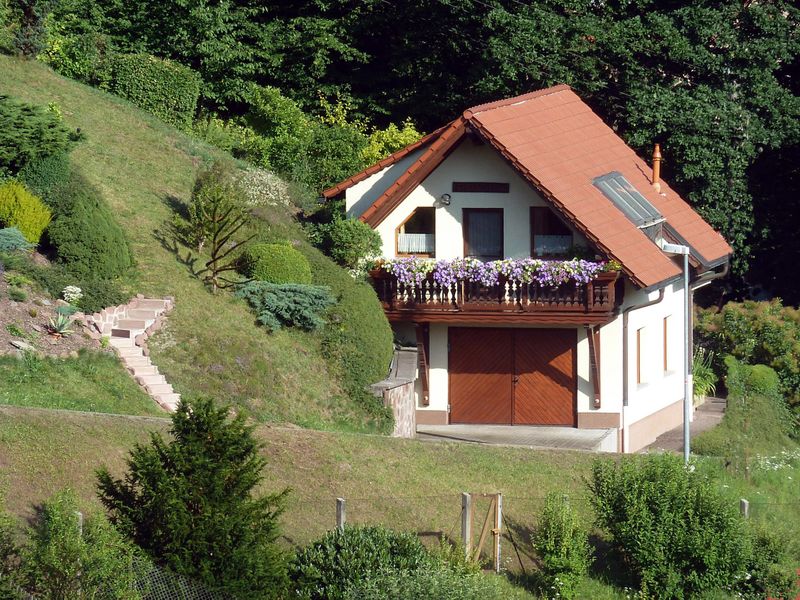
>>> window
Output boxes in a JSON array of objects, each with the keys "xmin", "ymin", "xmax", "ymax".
[
  {"xmin": 463, "ymin": 208, "xmax": 503, "ymax": 261},
  {"xmin": 663, "ymin": 316, "xmax": 670, "ymax": 372},
  {"xmin": 396, "ymin": 207, "xmax": 435, "ymax": 256},
  {"xmin": 636, "ymin": 327, "xmax": 644, "ymax": 385},
  {"xmin": 593, "ymin": 172, "xmax": 664, "ymax": 228},
  {"xmin": 530, "ymin": 207, "xmax": 572, "ymax": 257}
]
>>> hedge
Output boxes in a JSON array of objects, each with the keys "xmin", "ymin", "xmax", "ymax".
[
  {"xmin": 109, "ymin": 53, "xmax": 201, "ymax": 129},
  {"xmin": 300, "ymin": 245, "xmax": 393, "ymax": 429},
  {"xmin": 242, "ymin": 243, "xmax": 312, "ymax": 284},
  {"xmin": 0, "ymin": 180, "xmax": 51, "ymax": 243}
]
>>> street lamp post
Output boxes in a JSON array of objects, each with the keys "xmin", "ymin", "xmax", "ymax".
[{"xmin": 661, "ymin": 243, "xmax": 691, "ymax": 464}]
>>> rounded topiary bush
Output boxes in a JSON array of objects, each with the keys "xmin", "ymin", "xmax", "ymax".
[
  {"xmin": 242, "ymin": 243, "xmax": 312, "ymax": 284},
  {"xmin": 290, "ymin": 525, "xmax": 434, "ymax": 600}
]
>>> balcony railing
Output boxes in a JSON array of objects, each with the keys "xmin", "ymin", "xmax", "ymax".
[{"xmin": 370, "ymin": 270, "xmax": 622, "ymax": 324}]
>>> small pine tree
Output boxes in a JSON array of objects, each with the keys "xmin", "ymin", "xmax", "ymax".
[{"xmin": 96, "ymin": 398, "xmax": 289, "ymax": 599}]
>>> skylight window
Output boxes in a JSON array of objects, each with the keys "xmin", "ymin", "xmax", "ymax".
[{"xmin": 593, "ymin": 172, "xmax": 664, "ymax": 229}]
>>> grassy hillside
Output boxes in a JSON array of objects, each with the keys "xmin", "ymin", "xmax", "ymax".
[
  {"xmin": 0, "ymin": 55, "xmax": 385, "ymax": 432},
  {"xmin": 2, "ymin": 405, "xmax": 798, "ymax": 597}
]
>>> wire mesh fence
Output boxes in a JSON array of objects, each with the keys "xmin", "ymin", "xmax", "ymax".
[{"xmin": 130, "ymin": 557, "xmax": 234, "ymax": 600}]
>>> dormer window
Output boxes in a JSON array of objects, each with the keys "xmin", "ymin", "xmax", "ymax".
[
  {"xmin": 530, "ymin": 207, "xmax": 572, "ymax": 257},
  {"xmin": 396, "ymin": 207, "xmax": 435, "ymax": 256}
]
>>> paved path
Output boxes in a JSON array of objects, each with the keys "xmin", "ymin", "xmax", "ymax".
[
  {"xmin": 643, "ymin": 397, "xmax": 726, "ymax": 453},
  {"xmin": 417, "ymin": 424, "xmax": 617, "ymax": 452}
]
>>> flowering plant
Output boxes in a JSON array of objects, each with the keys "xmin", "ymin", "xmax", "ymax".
[
  {"xmin": 381, "ymin": 257, "xmax": 607, "ymax": 288},
  {"xmin": 62, "ymin": 285, "xmax": 83, "ymax": 304}
]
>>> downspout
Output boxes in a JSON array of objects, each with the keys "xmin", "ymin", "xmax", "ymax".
[{"xmin": 622, "ymin": 286, "xmax": 666, "ymax": 453}]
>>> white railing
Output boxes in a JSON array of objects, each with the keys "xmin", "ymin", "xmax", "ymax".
[{"xmin": 397, "ymin": 233, "xmax": 435, "ymax": 254}]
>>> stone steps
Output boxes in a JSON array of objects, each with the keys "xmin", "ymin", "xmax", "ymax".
[{"xmin": 98, "ymin": 296, "xmax": 179, "ymax": 413}]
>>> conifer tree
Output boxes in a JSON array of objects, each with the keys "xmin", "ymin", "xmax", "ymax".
[{"xmin": 97, "ymin": 398, "xmax": 289, "ymax": 598}]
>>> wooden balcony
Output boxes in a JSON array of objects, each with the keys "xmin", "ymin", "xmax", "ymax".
[{"xmin": 371, "ymin": 271, "xmax": 623, "ymax": 325}]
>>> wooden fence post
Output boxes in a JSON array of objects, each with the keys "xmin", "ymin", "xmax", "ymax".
[
  {"xmin": 493, "ymin": 493, "xmax": 503, "ymax": 574},
  {"xmin": 336, "ymin": 497, "xmax": 346, "ymax": 531},
  {"xmin": 740, "ymin": 498, "xmax": 750, "ymax": 519},
  {"xmin": 461, "ymin": 492, "xmax": 472, "ymax": 559}
]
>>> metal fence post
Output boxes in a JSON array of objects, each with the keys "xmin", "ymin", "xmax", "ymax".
[
  {"xmin": 75, "ymin": 511, "xmax": 83, "ymax": 537},
  {"xmin": 336, "ymin": 497, "xmax": 346, "ymax": 531},
  {"xmin": 740, "ymin": 498, "xmax": 750, "ymax": 519},
  {"xmin": 461, "ymin": 492, "xmax": 472, "ymax": 559}
]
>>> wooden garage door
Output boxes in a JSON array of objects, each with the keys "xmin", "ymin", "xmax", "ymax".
[
  {"xmin": 514, "ymin": 329, "xmax": 576, "ymax": 426},
  {"xmin": 449, "ymin": 328, "xmax": 576, "ymax": 426},
  {"xmin": 448, "ymin": 328, "xmax": 513, "ymax": 424}
]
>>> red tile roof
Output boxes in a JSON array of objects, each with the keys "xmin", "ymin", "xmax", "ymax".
[{"xmin": 326, "ymin": 85, "xmax": 732, "ymax": 289}]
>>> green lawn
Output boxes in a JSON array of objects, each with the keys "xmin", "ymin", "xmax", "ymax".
[
  {"xmin": 3, "ymin": 405, "xmax": 797, "ymax": 598},
  {"xmin": 0, "ymin": 351, "xmax": 162, "ymax": 415},
  {"xmin": 0, "ymin": 55, "xmax": 378, "ymax": 432}
]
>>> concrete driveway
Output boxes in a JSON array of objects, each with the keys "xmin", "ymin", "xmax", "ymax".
[{"xmin": 416, "ymin": 424, "xmax": 617, "ymax": 452}]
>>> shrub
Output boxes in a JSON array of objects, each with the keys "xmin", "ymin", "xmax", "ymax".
[
  {"xmin": 290, "ymin": 525, "xmax": 435, "ymax": 600},
  {"xmin": 22, "ymin": 489, "xmax": 141, "ymax": 599},
  {"xmin": 301, "ymin": 246, "xmax": 393, "ymax": 427},
  {"xmin": 696, "ymin": 299, "xmax": 800, "ymax": 406},
  {"xmin": 361, "ymin": 119, "xmax": 423, "ymax": 165},
  {"xmin": 588, "ymin": 453, "xmax": 753, "ymax": 598},
  {"xmin": 0, "ymin": 180, "xmax": 51, "ymax": 243},
  {"xmin": 291, "ymin": 122, "xmax": 369, "ymax": 193},
  {"xmin": 0, "ymin": 227, "xmax": 33, "ymax": 252},
  {"xmin": 41, "ymin": 30, "xmax": 111, "ymax": 85},
  {"xmin": 242, "ymin": 243, "xmax": 312, "ymax": 284},
  {"xmin": 0, "ymin": 248, "xmax": 129, "ymax": 312},
  {"xmin": 46, "ymin": 172, "xmax": 133, "ymax": 279},
  {"xmin": 693, "ymin": 357, "xmax": 795, "ymax": 459},
  {"xmin": 11, "ymin": 0, "xmax": 52, "ymax": 57},
  {"xmin": 236, "ymin": 167, "xmax": 291, "ymax": 208},
  {"xmin": 236, "ymin": 282, "xmax": 334, "ymax": 332},
  {"xmin": 245, "ymin": 85, "xmax": 312, "ymax": 173},
  {"xmin": 692, "ymin": 347, "xmax": 716, "ymax": 402},
  {"xmin": 320, "ymin": 217, "xmax": 382, "ymax": 270},
  {"xmin": 97, "ymin": 398, "xmax": 289, "ymax": 599},
  {"xmin": 0, "ymin": 95, "xmax": 77, "ymax": 177},
  {"xmin": 17, "ymin": 151, "xmax": 71, "ymax": 200},
  {"xmin": 108, "ymin": 53, "xmax": 201, "ymax": 129},
  {"xmin": 532, "ymin": 492, "xmax": 592, "ymax": 599},
  {"xmin": 0, "ymin": 0, "xmax": 13, "ymax": 53},
  {"xmin": 342, "ymin": 568, "xmax": 526, "ymax": 600},
  {"xmin": 8, "ymin": 287, "xmax": 26, "ymax": 301}
]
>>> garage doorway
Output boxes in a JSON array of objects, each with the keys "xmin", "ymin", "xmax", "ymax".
[{"xmin": 448, "ymin": 327, "xmax": 576, "ymax": 426}]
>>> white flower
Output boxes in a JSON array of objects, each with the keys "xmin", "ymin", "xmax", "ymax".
[{"xmin": 62, "ymin": 285, "xmax": 83, "ymax": 304}]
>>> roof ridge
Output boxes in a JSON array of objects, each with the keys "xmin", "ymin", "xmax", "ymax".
[
  {"xmin": 464, "ymin": 84, "xmax": 572, "ymax": 118},
  {"xmin": 321, "ymin": 122, "xmax": 450, "ymax": 198}
]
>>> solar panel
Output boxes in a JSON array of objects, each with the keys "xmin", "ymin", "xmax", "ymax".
[{"xmin": 593, "ymin": 172, "xmax": 664, "ymax": 228}]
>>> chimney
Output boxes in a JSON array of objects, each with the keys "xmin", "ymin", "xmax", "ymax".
[{"xmin": 652, "ymin": 144, "xmax": 662, "ymax": 193}]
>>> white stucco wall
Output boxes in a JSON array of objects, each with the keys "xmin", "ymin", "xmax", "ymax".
[
  {"xmin": 619, "ymin": 280, "xmax": 687, "ymax": 451},
  {"xmin": 348, "ymin": 141, "xmax": 587, "ymax": 259}
]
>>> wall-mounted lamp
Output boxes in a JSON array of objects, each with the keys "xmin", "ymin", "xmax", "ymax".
[{"xmin": 439, "ymin": 193, "xmax": 451, "ymax": 206}]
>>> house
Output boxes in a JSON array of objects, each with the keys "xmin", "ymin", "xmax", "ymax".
[{"xmin": 323, "ymin": 85, "xmax": 731, "ymax": 453}]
